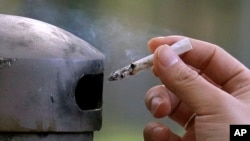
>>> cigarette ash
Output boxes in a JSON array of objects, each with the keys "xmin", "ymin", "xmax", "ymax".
[
  {"xmin": 0, "ymin": 57, "xmax": 17, "ymax": 69},
  {"xmin": 108, "ymin": 54, "xmax": 154, "ymax": 81},
  {"xmin": 108, "ymin": 63, "xmax": 137, "ymax": 81}
]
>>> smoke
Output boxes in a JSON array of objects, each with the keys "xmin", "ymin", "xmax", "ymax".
[
  {"xmin": 18, "ymin": 0, "xmax": 176, "ymax": 71},
  {"xmin": 0, "ymin": 0, "xmax": 188, "ymax": 135}
]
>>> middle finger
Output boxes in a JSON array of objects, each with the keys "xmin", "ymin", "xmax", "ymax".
[{"xmin": 145, "ymin": 85, "xmax": 195, "ymax": 127}]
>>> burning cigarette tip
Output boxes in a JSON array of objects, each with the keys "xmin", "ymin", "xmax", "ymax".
[
  {"xmin": 108, "ymin": 63, "xmax": 137, "ymax": 81},
  {"xmin": 108, "ymin": 38, "xmax": 193, "ymax": 81}
]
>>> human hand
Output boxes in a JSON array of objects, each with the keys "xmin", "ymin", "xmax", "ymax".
[{"xmin": 144, "ymin": 35, "xmax": 250, "ymax": 141}]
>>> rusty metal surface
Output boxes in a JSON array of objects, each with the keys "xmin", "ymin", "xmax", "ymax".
[
  {"xmin": 0, "ymin": 57, "xmax": 16, "ymax": 69},
  {"xmin": 0, "ymin": 14, "xmax": 104, "ymax": 133}
]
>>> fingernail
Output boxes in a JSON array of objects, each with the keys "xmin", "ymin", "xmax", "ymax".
[
  {"xmin": 153, "ymin": 127, "xmax": 163, "ymax": 140},
  {"xmin": 151, "ymin": 97, "xmax": 163, "ymax": 114},
  {"xmin": 148, "ymin": 36, "xmax": 165, "ymax": 45},
  {"xmin": 156, "ymin": 45, "xmax": 179, "ymax": 67}
]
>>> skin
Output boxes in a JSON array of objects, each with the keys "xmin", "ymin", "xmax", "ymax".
[{"xmin": 144, "ymin": 35, "xmax": 250, "ymax": 141}]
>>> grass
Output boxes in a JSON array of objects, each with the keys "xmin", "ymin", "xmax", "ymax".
[
  {"xmin": 94, "ymin": 121, "xmax": 185, "ymax": 141},
  {"xmin": 94, "ymin": 123, "xmax": 143, "ymax": 141}
]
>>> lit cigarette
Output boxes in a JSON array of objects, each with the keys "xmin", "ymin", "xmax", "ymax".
[{"xmin": 108, "ymin": 38, "xmax": 193, "ymax": 81}]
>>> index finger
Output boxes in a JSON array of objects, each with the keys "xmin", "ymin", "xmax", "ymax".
[{"xmin": 148, "ymin": 35, "xmax": 250, "ymax": 93}]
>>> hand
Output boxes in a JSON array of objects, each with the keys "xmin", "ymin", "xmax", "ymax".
[{"xmin": 144, "ymin": 35, "xmax": 250, "ymax": 141}]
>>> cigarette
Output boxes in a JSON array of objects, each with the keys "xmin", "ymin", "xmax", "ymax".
[{"xmin": 108, "ymin": 38, "xmax": 193, "ymax": 81}]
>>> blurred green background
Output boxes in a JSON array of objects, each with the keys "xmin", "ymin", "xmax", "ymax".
[{"xmin": 1, "ymin": 0, "xmax": 250, "ymax": 141}]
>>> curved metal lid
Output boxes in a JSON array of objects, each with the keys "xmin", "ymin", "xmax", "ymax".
[{"xmin": 0, "ymin": 14, "xmax": 104, "ymax": 60}]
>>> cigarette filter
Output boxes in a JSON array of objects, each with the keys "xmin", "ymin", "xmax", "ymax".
[{"xmin": 108, "ymin": 38, "xmax": 193, "ymax": 81}]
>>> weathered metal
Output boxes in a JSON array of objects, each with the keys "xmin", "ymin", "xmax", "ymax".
[{"xmin": 0, "ymin": 14, "xmax": 104, "ymax": 141}]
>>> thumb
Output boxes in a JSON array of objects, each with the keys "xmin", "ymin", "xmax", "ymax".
[{"xmin": 153, "ymin": 44, "xmax": 230, "ymax": 114}]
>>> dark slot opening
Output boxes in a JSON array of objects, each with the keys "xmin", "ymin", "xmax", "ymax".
[{"xmin": 75, "ymin": 73, "xmax": 103, "ymax": 110}]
